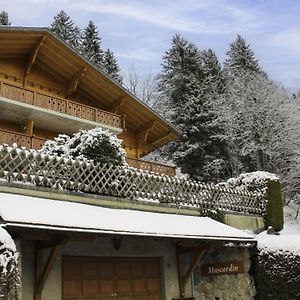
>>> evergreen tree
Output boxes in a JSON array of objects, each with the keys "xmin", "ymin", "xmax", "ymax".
[
  {"xmin": 224, "ymin": 34, "xmax": 261, "ymax": 76},
  {"xmin": 81, "ymin": 21, "xmax": 103, "ymax": 68},
  {"xmin": 172, "ymin": 49, "xmax": 230, "ymax": 182},
  {"xmin": 156, "ymin": 35, "xmax": 230, "ymax": 182},
  {"xmin": 156, "ymin": 34, "xmax": 202, "ymax": 122},
  {"xmin": 102, "ymin": 49, "xmax": 123, "ymax": 83},
  {"xmin": 50, "ymin": 10, "xmax": 81, "ymax": 50},
  {"xmin": 0, "ymin": 11, "xmax": 11, "ymax": 25}
]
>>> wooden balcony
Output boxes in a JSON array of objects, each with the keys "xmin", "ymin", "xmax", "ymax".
[
  {"xmin": 0, "ymin": 129, "xmax": 176, "ymax": 177},
  {"xmin": 0, "ymin": 129, "xmax": 47, "ymax": 150},
  {"xmin": 0, "ymin": 80, "xmax": 123, "ymax": 130}
]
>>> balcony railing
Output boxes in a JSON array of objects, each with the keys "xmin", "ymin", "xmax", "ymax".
[
  {"xmin": 0, "ymin": 80, "xmax": 123, "ymax": 129},
  {"xmin": 0, "ymin": 145, "xmax": 267, "ymax": 216},
  {"xmin": 0, "ymin": 129, "xmax": 47, "ymax": 151},
  {"xmin": 126, "ymin": 157, "xmax": 176, "ymax": 177},
  {"xmin": 0, "ymin": 129, "xmax": 176, "ymax": 177}
]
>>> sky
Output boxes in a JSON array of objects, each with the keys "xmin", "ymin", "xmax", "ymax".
[{"xmin": 1, "ymin": 0, "xmax": 300, "ymax": 92}]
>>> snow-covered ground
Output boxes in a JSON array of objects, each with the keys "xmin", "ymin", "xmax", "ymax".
[{"xmin": 256, "ymin": 202, "xmax": 300, "ymax": 255}]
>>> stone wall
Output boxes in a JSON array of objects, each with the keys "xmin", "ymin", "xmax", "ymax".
[{"xmin": 194, "ymin": 247, "xmax": 255, "ymax": 300}]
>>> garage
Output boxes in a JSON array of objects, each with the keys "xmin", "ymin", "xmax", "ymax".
[{"xmin": 62, "ymin": 256, "xmax": 161, "ymax": 300}]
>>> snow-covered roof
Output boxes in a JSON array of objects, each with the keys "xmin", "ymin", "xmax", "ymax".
[{"xmin": 0, "ymin": 192, "xmax": 254, "ymax": 242}]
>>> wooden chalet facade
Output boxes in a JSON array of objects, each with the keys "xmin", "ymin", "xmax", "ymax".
[
  {"xmin": 0, "ymin": 27, "xmax": 263, "ymax": 300},
  {"xmin": 0, "ymin": 26, "xmax": 179, "ymax": 176}
]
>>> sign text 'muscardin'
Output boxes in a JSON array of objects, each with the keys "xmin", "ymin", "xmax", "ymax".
[{"xmin": 201, "ymin": 261, "xmax": 245, "ymax": 276}]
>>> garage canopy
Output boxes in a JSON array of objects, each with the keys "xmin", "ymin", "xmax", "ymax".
[{"xmin": 0, "ymin": 192, "xmax": 254, "ymax": 242}]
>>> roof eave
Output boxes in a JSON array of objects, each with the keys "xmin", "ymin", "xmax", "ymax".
[{"xmin": 0, "ymin": 26, "xmax": 181, "ymax": 138}]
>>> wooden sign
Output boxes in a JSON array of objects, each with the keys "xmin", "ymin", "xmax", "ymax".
[{"xmin": 201, "ymin": 261, "xmax": 244, "ymax": 276}]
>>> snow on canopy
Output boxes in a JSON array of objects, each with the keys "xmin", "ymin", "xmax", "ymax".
[
  {"xmin": 0, "ymin": 192, "xmax": 254, "ymax": 242},
  {"xmin": 40, "ymin": 127, "xmax": 127, "ymax": 166}
]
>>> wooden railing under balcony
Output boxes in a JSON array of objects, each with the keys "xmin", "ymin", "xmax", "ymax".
[
  {"xmin": 0, "ymin": 80, "xmax": 123, "ymax": 129},
  {"xmin": 126, "ymin": 157, "xmax": 176, "ymax": 177},
  {"xmin": 0, "ymin": 129, "xmax": 47, "ymax": 150},
  {"xmin": 0, "ymin": 129, "xmax": 176, "ymax": 177}
]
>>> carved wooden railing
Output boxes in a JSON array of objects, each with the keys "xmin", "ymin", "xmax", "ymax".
[
  {"xmin": 0, "ymin": 145, "xmax": 267, "ymax": 216},
  {"xmin": 0, "ymin": 81, "xmax": 123, "ymax": 129},
  {"xmin": 126, "ymin": 157, "xmax": 176, "ymax": 177},
  {"xmin": 0, "ymin": 129, "xmax": 47, "ymax": 151},
  {"xmin": 0, "ymin": 129, "xmax": 176, "ymax": 176}
]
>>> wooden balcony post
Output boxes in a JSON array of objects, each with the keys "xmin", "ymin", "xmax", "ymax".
[
  {"xmin": 122, "ymin": 114, "xmax": 126, "ymax": 131},
  {"xmin": 25, "ymin": 120, "xmax": 34, "ymax": 137}
]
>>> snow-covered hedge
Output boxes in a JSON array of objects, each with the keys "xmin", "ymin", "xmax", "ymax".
[
  {"xmin": 220, "ymin": 171, "xmax": 283, "ymax": 231},
  {"xmin": 40, "ymin": 127, "xmax": 127, "ymax": 166},
  {"xmin": 0, "ymin": 227, "xmax": 20, "ymax": 300},
  {"xmin": 254, "ymin": 248, "xmax": 300, "ymax": 299},
  {"xmin": 220, "ymin": 171, "xmax": 279, "ymax": 193}
]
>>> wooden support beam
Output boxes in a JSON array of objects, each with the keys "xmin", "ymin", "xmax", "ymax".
[
  {"xmin": 176, "ymin": 245, "xmax": 185, "ymax": 299},
  {"xmin": 34, "ymin": 247, "xmax": 43, "ymax": 300},
  {"xmin": 182, "ymin": 249, "xmax": 206, "ymax": 287},
  {"xmin": 136, "ymin": 120, "xmax": 156, "ymax": 146},
  {"xmin": 25, "ymin": 120, "xmax": 34, "ymax": 137},
  {"xmin": 151, "ymin": 131, "xmax": 172, "ymax": 147},
  {"xmin": 37, "ymin": 237, "xmax": 67, "ymax": 250},
  {"xmin": 66, "ymin": 65, "xmax": 87, "ymax": 98},
  {"xmin": 24, "ymin": 35, "xmax": 45, "ymax": 86},
  {"xmin": 110, "ymin": 96, "xmax": 125, "ymax": 114},
  {"xmin": 35, "ymin": 244, "xmax": 61, "ymax": 298},
  {"xmin": 176, "ymin": 244, "xmax": 212, "ymax": 299}
]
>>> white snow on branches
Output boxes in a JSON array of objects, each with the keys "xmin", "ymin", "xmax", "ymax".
[{"xmin": 0, "ymin": 227, "xmax": 18, "ymax": 277}]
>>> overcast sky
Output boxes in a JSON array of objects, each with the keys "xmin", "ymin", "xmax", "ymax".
[{"xmin": 2, "ymin": 0, "xmax": 300, "ymax": 91}]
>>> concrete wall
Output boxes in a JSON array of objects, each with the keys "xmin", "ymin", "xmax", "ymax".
[
  {"xmin": 224, "ymin": 213, "xmax": 265, "ymax": 232},
  {"xmin": 21, "ymin": 236, "xmax": 185, "ymax": 300}
]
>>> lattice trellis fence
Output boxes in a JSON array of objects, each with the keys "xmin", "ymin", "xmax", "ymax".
[{"xmin": 0, "ymin": 145, "xmax": 267, "ymax": 216}]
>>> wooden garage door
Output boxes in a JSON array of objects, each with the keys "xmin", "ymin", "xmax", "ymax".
[{"xmin": 62, "ymin": 257, "xmax": 161, "ymax": 300}]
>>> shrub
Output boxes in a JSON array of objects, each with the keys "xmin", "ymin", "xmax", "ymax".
[
  {"xmin": 254, "ymin": 249, "xmax": 300, "ymax": 300},
  {"xmin": 0, "ymin": 228, "xmax": 20, "ymax": 300},
  {"xmin": 40, "ymin": 127, "xmax": 126, "ymax": 166},
  {"xmin": 220, "ymin": 171, "xmax": 283, "ymax": 231}
]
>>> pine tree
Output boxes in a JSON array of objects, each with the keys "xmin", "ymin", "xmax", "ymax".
[
  {"xmin": 50, "ymin": 11, "xmax": 81, "ymax": 50},
  {"xmin": 156, "ymin": 34, "xmax": 202, "ymax": 122},
  {"xmin": 0, "ymin": 11, "xmax": 11, "ymax": 25},
  {"xmin": 102, "ymin": 49, "xmax": 123, "ymax": 83},
  {"xmin": 221, "ymin": 35, "xmax": 265, "ymax": 174},
  {"xmin": 156, "ymin": 35, "xmax": 230, "ymax": 182},
  {"xmin": 172, "ymin": 49, "xmax": 230, "ymax": 182},
  {"xmin": 224, "ymin": 34, "xmax": 261, "ymax": 76},
  {"xmin": 81, "ymin": 21, "xmax": 103, "ymax": 68}
]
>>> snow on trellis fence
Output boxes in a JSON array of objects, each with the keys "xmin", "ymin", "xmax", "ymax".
[{"xmin": 0, "ymin": 145, "xmax": 267, "ymax": 216}]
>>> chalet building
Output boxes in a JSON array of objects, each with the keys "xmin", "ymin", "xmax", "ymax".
[{"xmin": 0, "ymin": 27, "xmax": 266, "ymax": 300}]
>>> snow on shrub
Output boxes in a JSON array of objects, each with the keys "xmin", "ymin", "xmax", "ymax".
[
  {"xmin": 254, "ymin": 248, "xmax": 300, "ymax": 300},
  {"xmin": 40, "ymin": 127, "xmax": 127, "ymax": 166},
  {"xmin": 0, "ymin": 227, "xmax": 20, "ymax": 300},
  {"xmin": 220, "ymin": 171, "xmax": 279, "ymax": 194},
  {"xmin": 220, "ymin": 171, "xmax": 284, "ymax": 230}
]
